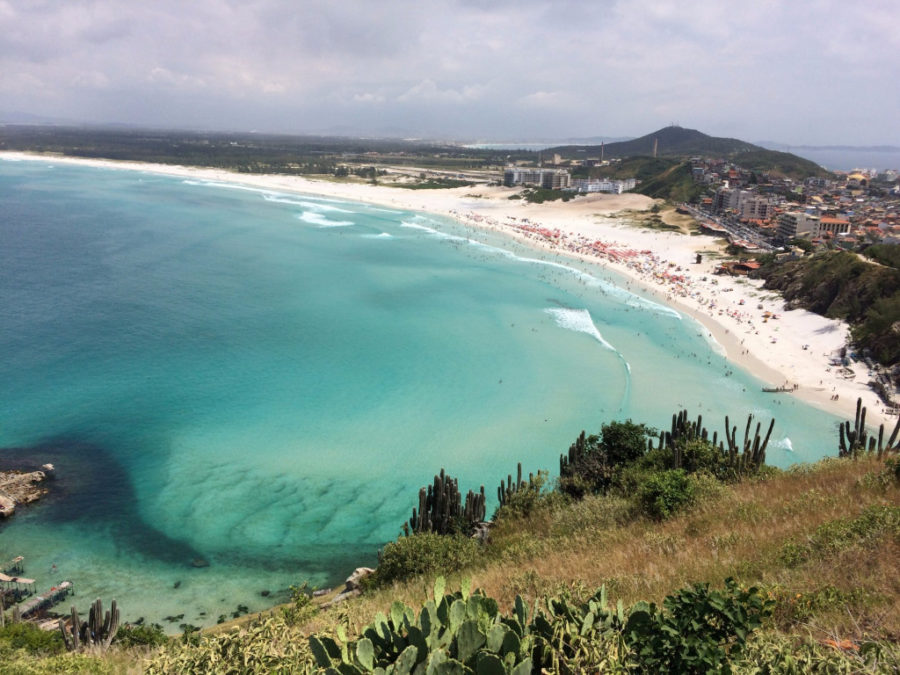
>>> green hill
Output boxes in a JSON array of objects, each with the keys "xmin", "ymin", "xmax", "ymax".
[
  {"xmin": 633, "ymin": 160, "xmax": 706, "ymax": 202},
  {"xmin": 549, "ymin": 126, "xmax": 830, "ymax": 180},
  {"xmin": 548, "ymin": 125, "xmax": 757, "ymax": 159}
]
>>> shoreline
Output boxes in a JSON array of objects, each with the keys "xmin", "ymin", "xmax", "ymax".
[{"xmin": 2, "ymin": 150, "xmax": 891, "ymax": 429}]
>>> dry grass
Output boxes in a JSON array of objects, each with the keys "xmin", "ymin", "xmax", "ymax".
[{"xmin": 313, "ymin": 457, "xmax": 899, "ymax": 644}]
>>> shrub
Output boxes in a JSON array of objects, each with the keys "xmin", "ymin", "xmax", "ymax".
[
  {"xmin": 777, "ymin": 504, "xmax": 900, "ymax": 568},
  {"xmin": 737, "ymin": 631, "xmax": 900, "ymax": 672},
  {"xmin": 494, "ymin": 470, "xmax": 564, "ymax": 521},
  {"xmin": 113, "ymin": 623, "xmax": 168, "ymax": 648},
  {"xmin": 636, "ymin": 469, "xmax": 695, "ymax": 520},
  {"xmin": 281, "ymin": 582, "xmax": 317, "ymax": 626},
  {"xmin": 145, "ymin": 616, "xmax": 313, "ymax": 674},
  {"xmin": 623, "ymin": 578, "xmax": 774, "ymax": 672},
  {"xmin": 885, "ymin": 456, "xmax": 900, "ymax": 483},
  {"xmin": 0, "ymin": 621, "xmax": 65, "ymax": 655},
  {"xmin": 370, "ymin": 533, "xmax": 483, "ymax": 587},
  {"xmin": 558, "ymin": 421, "xmax": 652, "ymax": 497}
]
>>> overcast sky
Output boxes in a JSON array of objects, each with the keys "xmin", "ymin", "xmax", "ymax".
[{"xmin": 2, "ymin": 0, "xmax": 898, "ymax": 145}]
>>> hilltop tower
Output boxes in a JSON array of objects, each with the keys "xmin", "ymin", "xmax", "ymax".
[
  {"xmin": 600, "ymin": 142, "xmax": 604, "ymax": 162},
  {"xmin": 653, "ymin": 137, "xmax": 658, "ymax": 158}
]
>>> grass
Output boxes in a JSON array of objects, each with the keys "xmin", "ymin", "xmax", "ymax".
[
  {"xmin": 3, "ymin": 456, "xmax": 898, "ymax": 672},
  {"xmin": 327, "ymin": 457, "xmax": 898, "ymax": 642}
]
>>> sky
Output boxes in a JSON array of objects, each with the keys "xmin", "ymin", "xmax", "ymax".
[{"xmin": 2, "ymin": 0, "xmax": 899, "ymax": 145}]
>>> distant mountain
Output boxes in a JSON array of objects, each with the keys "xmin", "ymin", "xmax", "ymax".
[
  {"xmin": 547, "ymin": 126, "xmax": 759, "ymax": 159},
  {"xmin": 548, "ymin": 125, "xmax": 829, "ymax": 179},
  {"xmin": 0, "ymin": 110, "xmax": 75, "ymax": 125}
]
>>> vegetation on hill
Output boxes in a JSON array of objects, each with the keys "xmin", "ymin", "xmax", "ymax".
[
  {"xmin": 728, "ymin": 149, "xmax": 830, "ymax": 179},
  {"xmin": 863, "ymin": 243, "xmax": 900, "ymax": 270},
  {"xmin": 754, "ymin": 250, "xmax": 900, "ymax": 368},
  {"xmin": 4, "ymin": 403, "xmax": 898, "ymax": 673},
  {"xmin": 546, "ymin": 125, "xmax": 759, "ymax": 159},
  {"xmin": 0, "ymin": 125, "xmax": 527, "ymax": 175},
  {"xmin": 632, "ymin": 161, "xmax": 706, "ymax": 203},
  {"xmin": 548, "ymin": 126, "xmax": 829, "ymax": 182}
]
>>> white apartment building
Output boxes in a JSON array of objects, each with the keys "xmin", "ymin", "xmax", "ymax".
[
  {"xmin": 812, "ymin": 217, "xmax": 851, "ymax": 238},
  {"xmin": 777, "ymin": 211, "xmax": 819, "ymax": 240},
  {"xmin": 571, "ymin": 178, "xmax": 637, "ymax": 194},
  {"xmin": 503, "ymin": 167, "xmax": 570, "ymax": 189},
  {"xmin": 740, "ymin": 196, "xmax": 773, "ymax": 220}
]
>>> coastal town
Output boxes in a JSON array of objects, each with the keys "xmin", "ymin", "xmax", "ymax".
[{"xmin": 502, "ymin": 154, "xmax": 900, "ymax": 250}]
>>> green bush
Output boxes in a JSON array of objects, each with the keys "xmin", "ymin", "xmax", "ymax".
[
  {"xmin": 0, "ymin": 621, "xmax": 65, "ymax": 655},
  {"xmin": 280, "ymin": 582, "xmax": 318, "ymax": 626},
  {"xmin": 494, "ymin": 470, "xmax": 565, "ymax": 521},
  {"xmin": 623, "ymin": 578, "xmax": 774, "ymax": 672},
  {"xmin": 636, "ymin": 469, "xmax": 695, "ymax": 520},
  {"xmin": 145, "ymin": 616, "xmax": 313, "ymax": 674},
  {"xmin": 885, "ymin": 456, "xmax": 900, "ymax": 483},
  {"xmin": 371, "ymin": 533, "xmax": 483, "ymax": 587},
  {"xmin": 113, "ymin": 623, "xmax": 168, "ymax": 648},
  {"xmin": 778, "ymin": 504, "xmax": 900, "ymax": 568},
  {"xmin": 737, "ymin": 631, "xmax": 900, "ymax": 672},
  {"xmin": 559, "ymin": 421, "xmax": 652, "ymax": 497}
]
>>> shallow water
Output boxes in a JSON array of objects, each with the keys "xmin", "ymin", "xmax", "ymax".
[{"xmin": 0, "ymin": 159, "xmax": 841, "ymax": 626}]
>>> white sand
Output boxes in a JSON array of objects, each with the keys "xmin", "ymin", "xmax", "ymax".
[{"xmin": 3, "ymin": 151, "xmax": 893, "ymax": 428}]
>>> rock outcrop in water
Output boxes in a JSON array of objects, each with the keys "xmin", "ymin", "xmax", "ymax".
[{"xmin": 0, "ymin": 465, "xmax": 52, "ymax": 518}]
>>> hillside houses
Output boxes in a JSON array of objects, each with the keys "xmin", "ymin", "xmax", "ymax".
[{"xmin": 691, "ymin": 158, "xmax": 900, "ymax": 248}]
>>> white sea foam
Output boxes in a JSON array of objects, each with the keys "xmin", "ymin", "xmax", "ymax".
[
  {"xmin": 262, "ymin": 194, "xmax": 353, "ymax": 212},
  {"xmin": 545, "ymin": 308, "xmax": 616, "ymax": 351},
  {"xmin": 179, "ymin": 180, "xmax": 355, "ymax": 211},
  {"xmin": 699, "ymin": 326, "xmax": 728, "ymax": 356},
  {"xmin": 467, "ymin": 240, "xmax": 680, "ymax": 320},
  {"xmin": 298, "ymin": 211, "xmax": 354, "ymax": 227},
  {"xmin": 361, "ymin": 232, "xmax": 393, "ymax": 239},
  {"xmin": 400, "ymin": 219, "xmax": 468, "ymax": 242},
  {"xmin": 771, "ymin": 437, "xmax": 794, "ymax": 453},
  {"xmin": 181, "ymin": 179, "xmax": 265, "ymax": 193},
  {"xmin": 400, "ymin": 220, "xmax": 439, "ymax": 234}
]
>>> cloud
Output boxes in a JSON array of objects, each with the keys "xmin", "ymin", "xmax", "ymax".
[
  {"xmin": 1, "ymin": 0, "xmax": 898, "ymax": 144},
  {"xmin": 396, "ymin": 79, "xmax": 487, "ymax": 104}
]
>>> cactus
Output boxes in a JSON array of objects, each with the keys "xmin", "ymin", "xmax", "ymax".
[
  {"xmin": 408, "ymin": 469, "xmax": 485, "ymax": 536},
  {"xmin": 58, "ymin": 598, "xmax": 119, "ymax": 652},
  {"xmin": 309, "ymin": 577, "xmax": 533, "ymax": 673},
  {"xmin": 560, "ymin": 432, "xmax": 590, "ymax": 477},
  {"xmin": 839, "ymin": 398, "xmax": 900, "ymax": 459},
  {"xmin": 723, "ymin": 414, "xmax": 774, "ymax": 475},
  {"xmin": 497, "ymin": 462, "xmax": 536, "ymax": 508}
]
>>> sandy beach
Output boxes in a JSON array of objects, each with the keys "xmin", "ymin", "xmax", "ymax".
[{"xmin": 3, "ymin": 151, "xmax": 892, "ymax": 430}]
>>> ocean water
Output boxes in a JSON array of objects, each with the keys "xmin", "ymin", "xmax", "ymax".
[{"xmin": 0, "ymin": 158, "xmax": 841, "ymax": 626}]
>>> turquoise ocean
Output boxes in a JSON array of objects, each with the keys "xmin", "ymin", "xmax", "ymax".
[{"xmin": 0, "ymin": 158, "xmax": 840, "ymax": 626}]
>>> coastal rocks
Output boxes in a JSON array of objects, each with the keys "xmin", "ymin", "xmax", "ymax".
[
  {"xmin": 323, "ymin": 567, "xmax": 375, "ymax": 607},
  {"xmin": 471, "ymin": 521, "xmax": 493, "ymax": 542},
  {"xmin": 0, "ymin": 469, "xmax": 49, "ymax": 518},
  {"xmin": 345, "ymin": 566, "xmax": 374, "ymax": 591}
]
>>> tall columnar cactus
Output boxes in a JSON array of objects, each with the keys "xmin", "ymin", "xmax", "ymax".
[
  {"xmin": 647, "ymin": 409, "xmax": 712, "ymax": 467},
  {"xmin": 497, "ymin": 462, "xmax": 536, "ymax": 508},
  {"xmin": 723, "ymin": 414, "xmax": 774, "ymax": 475},
  {"xmin": 408, "ymin": 469, "xmax": 485, "ymax": 536},
  {"xmin": 839, "ymin": 398, "xmax": 900, "ymax": 459},
  {"xmin": 560, "ymin": 432, "xmax": 589, "ymax": 477},
  {"xmin": 58, "ymin": 598, "xmax": 119, "ymax": 652}
]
